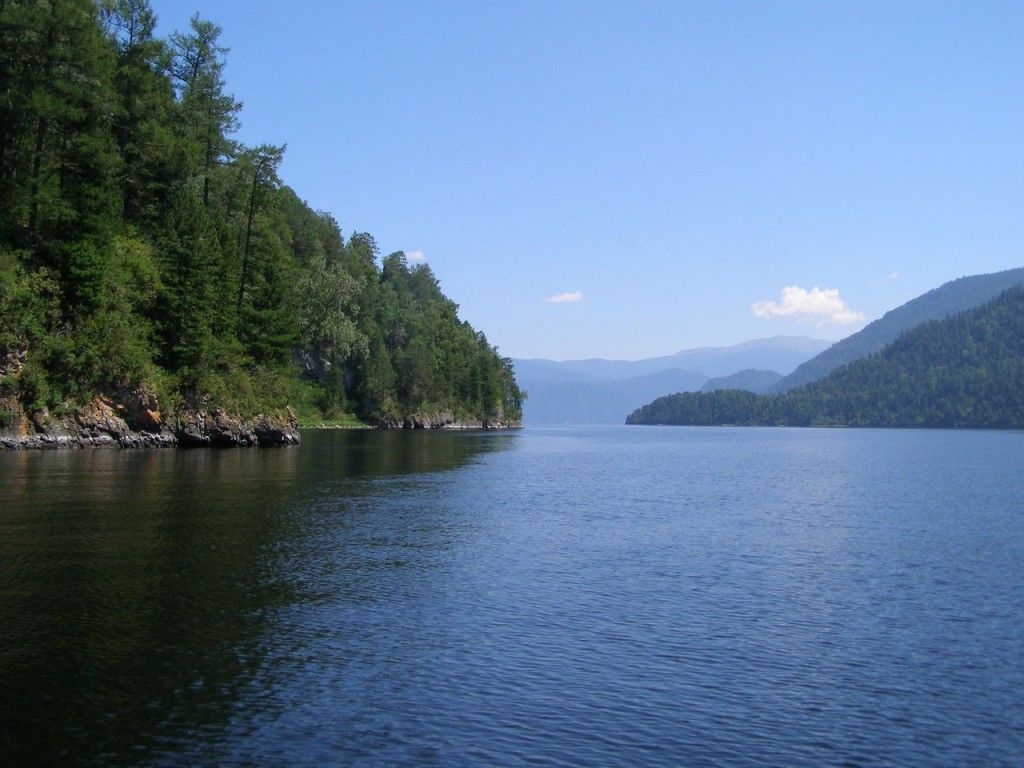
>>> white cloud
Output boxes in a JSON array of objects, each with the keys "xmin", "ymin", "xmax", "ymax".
[
  {"xmin": 405, "ymin": 250, "xmax": 427, "ymax": 263},
  {"xmin": 544, "ymin": 290, "xmax": 583, "ymax": 304},
  {"xmin": 752, "ymin": 285, "xmax": 865, "ymax": 325},
  {"xmin": 888, "ymin": 271, "xmax": 900, "ymax": 280}
]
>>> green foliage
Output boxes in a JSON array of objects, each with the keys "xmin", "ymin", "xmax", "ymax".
[
  {"xmin": 0, "ymin": 256, "xmax": 62, "ymax": 355},
  {"xmin": 0, "ymin": 1, "xmax": 522, "ymax": 425},
  {"xmin": 628, "ymin": 286, "xmax": 1024, "ymax": 429}
]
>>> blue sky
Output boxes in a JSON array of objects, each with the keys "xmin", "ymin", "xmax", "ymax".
[{"xmin": 155, "ymin": 1, "xmax": 1024, "ymax": 360}]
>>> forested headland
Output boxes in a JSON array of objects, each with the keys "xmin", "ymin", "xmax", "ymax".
[
  {"xmin": 627, "ymin": 285, "xmax": 1024, "ymax": 429},
  {"xmin": 767, "ymin": 266, "xmax": 1024, "ymax": 393},
  {"xmin": 0, "ymin": 1, "xmax": 522, "ymax": 446}
]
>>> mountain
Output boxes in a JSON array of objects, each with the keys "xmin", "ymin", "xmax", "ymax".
[
  {"xmin": 627, "ymin": 285, "xmax": 1024, "ymax": 429},
  {"xmin": 701, "ymin": 369, "xmax": 782, "ymax": 394},
  {"xmin": 523, "ymin": 369, "xmax": 707, "ymax": 424},
  {"xmin": 511, "ymin": 359, "xmax": 605, "ymax": 385},
  {"xmin": 768, "ymin": 267, "xmax": 1024, "ymax": 393},
  {"xmin": 514, "ymin": 336, "xmax": 828, "ymax": 425},
  {"xmin": 515, "ymin": 336, "xmax": 829, "ymax": 383}
]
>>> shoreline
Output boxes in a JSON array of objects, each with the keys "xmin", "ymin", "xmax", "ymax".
[
  {"xmin": 0, "ymin": 395, "xmax": 301, "ymax": 451},
  {"xmin": 0, "ymin": 414, "xmax": 523, "ymax": 451}
]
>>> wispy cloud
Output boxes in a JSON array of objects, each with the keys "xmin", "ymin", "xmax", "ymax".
[
  {"xmin": 544, "ymin": 290, "xmax": 583, "ymax": 304},
  {"xmin": 888, "ymin": 271, "xmax": 900, "ymax": 280},
  {"xmin": 405, "ymin": 250, "xmax": 427, "ymax": 263},
  {"xmin": 752, "ymin": 286, "xmax": 865, "ymax": 325}
]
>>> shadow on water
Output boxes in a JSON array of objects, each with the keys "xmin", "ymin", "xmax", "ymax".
[{"xmin": 0, "ymin": 430, "xmax": 515, "ymax": 766}]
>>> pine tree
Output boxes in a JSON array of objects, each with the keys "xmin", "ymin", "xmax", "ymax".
[{"xmin": 168, "ymin": 14, "xmax": 240, "ymax": 208}]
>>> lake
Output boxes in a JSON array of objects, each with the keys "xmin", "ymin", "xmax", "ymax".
[{"xmin": 1, "ymin": 426, "xmax": 1022, "ymax": 766}]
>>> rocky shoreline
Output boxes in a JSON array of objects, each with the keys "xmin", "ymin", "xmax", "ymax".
[
  {"xmin": 377, "ymin": 410, "xmax": 522, "ymax": 430},
  {"xmin": 0, "ymin": 394, "xmax": 524, "ymax": 450},
  {"xmin": 0, "ymin": 390, "xmax": 300, "ymax": 450}
]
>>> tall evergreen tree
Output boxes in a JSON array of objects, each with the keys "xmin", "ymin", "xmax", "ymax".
[
  {"xmin": 102, "ymin": 0, "xmax": 177, "ymax": 225},
  {"xmin": 168, "ymin": 14, "xmax": 239, "ymax": 208},
  {"xmin": 0, "ymin": 1, "xmax": 524, "ymax": 427}
]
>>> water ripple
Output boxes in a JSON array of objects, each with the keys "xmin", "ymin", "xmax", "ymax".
[{"xmin": 1, "ymin": 427, "xmax": 1022, "ymax": 766}]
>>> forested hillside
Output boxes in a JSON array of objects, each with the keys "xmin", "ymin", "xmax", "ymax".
[
  {"xmin": 769, "ymin": 267, "xmax": 1024, "ymax": 393},
  {"xmin": 627, "ymin": 285, "xmax": 1024, "ymax": 429},
  {"xmin": 0, "ymin": 0, "xmax": 522, "ymax": 435}
]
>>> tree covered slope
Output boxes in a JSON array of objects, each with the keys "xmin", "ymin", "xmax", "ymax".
[
  {"xmin": 627, "ymin": 285, "xmax": 1024, "ymax": 429},
  {"xmin": 0, "ymin": 1, "xmax": 522, "ymax": 430},
  {"xmin": 768, "ymin": 267, "xmax": 1024, "ymax": 393}
]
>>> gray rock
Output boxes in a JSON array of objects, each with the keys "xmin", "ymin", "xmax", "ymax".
[{"xmin": 1, "ymin": 394, "xmax": 300, "ymax": 451}]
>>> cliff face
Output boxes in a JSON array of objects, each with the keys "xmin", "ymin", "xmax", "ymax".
[{"xmin": 0, "ymin": 389, "xmax": 299, "ymax": 450}]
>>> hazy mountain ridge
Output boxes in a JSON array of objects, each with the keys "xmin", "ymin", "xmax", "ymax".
[
  {"xmin": 628, "ymin": 284, "xmax": 1024, "ymax": 428},
  {"xmin": 517, "ymin": 336, "xmax": 829, "ymax": 382},
  {"xmin": 768, "ymin": 267, "xmax": 1024, "ymax": 393},
  {"xmin": 523, "ymin": 369, "xmax": 708, "ymax": 425},
  {"xmin": 701, "ymin": 369, "xmax": 782, "ymax": 394},
  {"xmin": 515, "ymin": 337, "xmax": 828, "ymax": 424}
]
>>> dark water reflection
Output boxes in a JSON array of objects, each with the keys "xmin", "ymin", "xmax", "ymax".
[
  {"xmin": 1, "ymin": 427, "xmax": 1023, "ymax": 766},
  {"xmin": 0, "ymin": 430, "xmax": 510, "ymax": 766}
]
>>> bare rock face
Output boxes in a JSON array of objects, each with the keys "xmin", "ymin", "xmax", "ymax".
[
  {"xmin": 117, "ymin": 386, "xmax": 163, "ymax": 432},
  {"xmin": 377, "ymin": 410, "xmax": 522, "ymax": 430},
  {"xmin": 252, "ymin": 407, "xmax": 301, "ymax": 445},
  {"xmin": 0, "ymin": 391, "xmax": 300, "ymax": 450},
  {"xmin": 76, "ymin": 397, "xmax": 131, "ymax": 442},
  {"xmin": 172, "ymin": 407, "xmax": 299, "ymax": 447},
  {"xmin": 172, "ymin": 410, "xmax": 214, "ymax": 447}
]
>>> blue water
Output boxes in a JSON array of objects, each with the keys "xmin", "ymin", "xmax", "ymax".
[{"xmin": 1, "ymin": 426, "xmax": 1022, "ymax": 766}]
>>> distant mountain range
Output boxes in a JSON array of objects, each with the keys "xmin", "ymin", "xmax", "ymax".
[
  {"xmin": 628, "ymin": 283, "xmax": 1024, "ymax": 429},
  {"xmin": 517, "ymin": 336, "xmax": 828, "ymax": 382},
  {"xmin": 521, "ymin": 370, "xmax": 708, "ymax": 425},
  {"xmin": 701, "ymin": 369, "xmax": 782, "ymax": 394},
  {"xmin": 513, "ymin": 337, "xmax": 830, "ymax": 424},
  {"xmin": 768, "ymin": 267, "xmax": 1024, "ymax": 393}
]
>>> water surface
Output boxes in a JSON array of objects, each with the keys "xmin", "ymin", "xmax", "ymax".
[{"xmin": 1, "ymin": 427, "xmax": 1022, "ymax": 766}]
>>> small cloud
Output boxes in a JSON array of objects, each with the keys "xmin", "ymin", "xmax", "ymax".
[
  {"xmin": 544, "ymin": 290, "xmax": 583, "ymax": 304},
  {"xmin": 752, "ymin": 285, "xmax": 865, "ymax": 325},
  {"xmin": 888, "ymin": 271, "xmax": 900, "ymax": 280},
  {"xmin": 405, "ymin": 250, "xmax": 427, "ymax": 263}
]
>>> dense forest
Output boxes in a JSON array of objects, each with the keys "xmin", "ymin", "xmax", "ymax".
[
  {"xmin": 0, "ymin": 0, "xmax": 522, "ymax": 434},
  {"xmin": 627, "ymin": 285, "xmax": 1024, "ymax": 429}
]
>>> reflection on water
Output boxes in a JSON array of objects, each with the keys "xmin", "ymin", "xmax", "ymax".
[
  {"xmin": 0, "ymin": 430, "xmax": 511, "ymax": 766},
  {"xmin": 1, "ymin": 426, "xmax": 1023, "ymax": 767}
]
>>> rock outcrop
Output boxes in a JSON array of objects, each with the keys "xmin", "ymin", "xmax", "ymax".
[
  {"xmin": 0, "ymin": 392, "xmax": 299, "ymax": 450},
  {"xmin": 377, "ymin": 410, "xmax": 522, "ymax": 430}
]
